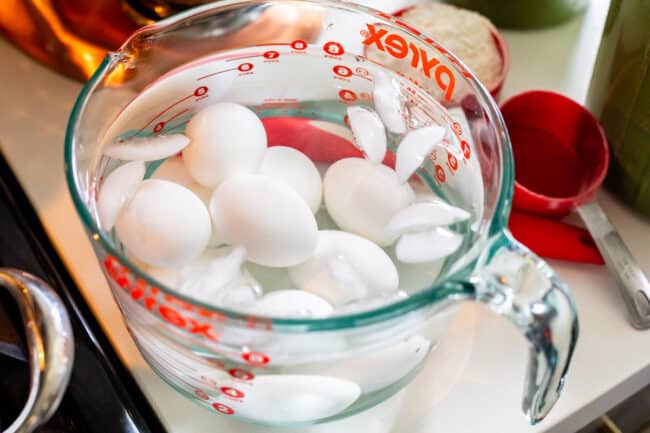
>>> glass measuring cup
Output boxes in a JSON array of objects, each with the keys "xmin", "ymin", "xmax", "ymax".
[{"xmin": 65, "ymin": 0, "xmax": 578, "ymax": 426}]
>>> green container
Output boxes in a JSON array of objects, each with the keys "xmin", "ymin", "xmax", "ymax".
[
  {"xmin": 587, "ymin": 0, "xmax": 650, "ymax": 218},
  {"xmin": 442, "ymin": 0, "xmax": 588, "ymax": 29}
]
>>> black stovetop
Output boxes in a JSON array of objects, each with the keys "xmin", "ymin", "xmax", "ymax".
[{"xmin": 0, "ymin": 152, "xmax": 167, "ymax": 433}]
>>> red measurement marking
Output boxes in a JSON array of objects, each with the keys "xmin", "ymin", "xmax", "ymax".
[
  {"xmin": 220, "ymin": 387, "xmax": 245, "ymax": 399},
  {"xmin": 435, "ymin": 164, "xmax": 446, "ymax": 183},
  {"xmin": 242, "ymin": 352, "xmax": 270, "ymax": 366},
  {"xmin": 229, "ymin": 368, "xmax": 254, "ymax": 381},
  {"xmin": 197, "ymin": 68, "xmax": 237, "ymax": 81},
  {"xmin": 359, "ymin": 92, "xmax": 371, "ymax": 101},
  {"xmin": 323, "ymin": 41, "xmax": 344, "ymax": 56},
  {"xmin": 291, "ymin": 39, "xmax": 307, "ymax": 50},
  {"xmin": 238, "ymin": 62, "xmax": 254, "ymax": 72},
  {"xmin": 461, "ymin": 140, "xmax": 471, "ymax": 159},
  {"xmin": 135, "ymin": 94, "xmax": 193, "ymax": 134},
  {"xmin": 212, "ymin": 403, "xmax": 234, "ymax": 415},
  {"xmin": 452, "ymin": 122, "xmax": 462, "ymax": 136},
  {"xmin": 194, "ymin": 389, "xmax": 209, "ymax": 400},
  {"xmin": 333, "ymin": 65, "xmax": 352, "ymax": 78},
  {"xmin": 263, "ymin": 50, "xmax": 280, "ymax": 59},
  {"xmin": 153, "ymin": 122, "xmax": 165, "ymax": 133},
  {"xmin": 447, "ymin": 152, "xmax": 458, "ymax": 171},
  {"xmin": 194, "ymin": 86, "xmax": 208, "ymax": 97},
  {"xmin": 338, "ymin": 89, "xmax": 357, "ymax": 102}
]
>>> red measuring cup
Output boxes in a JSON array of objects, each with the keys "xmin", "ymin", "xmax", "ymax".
[
  {"xmin": 501, "ymin": 90, "xmax": 607, "ymax": 264},
  {"xmin": 502, "ymin": 90, "xmax": 650, "ymax": 328}
]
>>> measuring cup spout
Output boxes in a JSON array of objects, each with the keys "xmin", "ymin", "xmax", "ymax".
[{"xmin": 468, "ymin": 231, "xmax": 578, "ymax": 424}]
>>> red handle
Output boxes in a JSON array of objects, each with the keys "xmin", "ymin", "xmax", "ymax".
[{"xmin": 509, "ymin": 211, "xmax": 604, "ymax": 265}]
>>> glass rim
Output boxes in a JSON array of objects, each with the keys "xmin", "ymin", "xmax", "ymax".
[{"xmin": 64, "ymin": 0, "xmax": 513, "ymax": 331}]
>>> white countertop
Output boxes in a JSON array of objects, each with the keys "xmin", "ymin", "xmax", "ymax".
[{"xmin": 3, "ymin": 0, "xmax": 650, "ymax": 432}]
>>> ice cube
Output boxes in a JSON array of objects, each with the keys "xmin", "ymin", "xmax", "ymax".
[
  {"xmin": 176, "ymin": 246, "xmax": 247, "ymax": 296},
  {"xmin": 395, "ymin": 125, "xmax": 446, "ymax": 183},
  {"xmin": 347, "ymin": 106, "xmax": 387, "ymax": 164},
  {"xmin": 300, "ymin": 255, "xmax": 368, "ymax": 306},
  {"xmin": 103, "ymin": 133, "xmax": 190, "ymax": 161},
  {"xmin": 372, "ymin": 70, "xmax": 407, "ymax": 134},
  {"xmin": 395, "ymin": 227, "xmax": 463, "ymax": 264},
  {"xmin": 386, "ymin": 200, "xmax": 471, "ymax": 239}
]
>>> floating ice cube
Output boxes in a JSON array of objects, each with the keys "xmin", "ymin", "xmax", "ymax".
[
  {"xmin": 372, "ymin": 70, "xmax": 407, "ymax": 134},
  {"xmin": 298, "ymin": 255, "xmax": 368, "ymax": 306},
  {"xmin": 386, "ymin": 200, "xmax": 471, "ymax": 239},
  {"xmin": 395, "ymin": 227, "xmax": 463, "ymax": 264},
  {"xmin": 97, "ymin": 160, "xmax": 145, "ymax": 230},
  {"xmin": 175, "ymin": 246, "xmax": 247, "ymax": 296},
  {"xmin": 103, "ymin": 133, "xmax": 190, "ymax": 161},
  {"xmin": 251, "ymin": 290, "xmax": 333, "ymax": 318},
  {"xmin": 347, "ymin": 106, "xmax": 387, "ymax": 164},
  {"xmin": 211, "ymin": 271, "xmax": 262, "ymax": 310},
  {"xmin": 395, "ymin": 125, "xmax": 446, "ymax": 183}
]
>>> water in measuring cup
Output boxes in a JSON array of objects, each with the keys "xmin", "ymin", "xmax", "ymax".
[{"xmin": 92, "ymin": 45, "xmax": 477, "ymax": 318}]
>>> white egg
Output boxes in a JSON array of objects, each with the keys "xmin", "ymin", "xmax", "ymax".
[
  {"xmin": 251, "ymin": 290, "xmax": 333, "ymax": 318},
  {"xmin": 385, "ymin": 200, "xmax": 471, "ymax": 239},
  {"xmin": 223, "ymin": 374, "xmax": 360, "ymax": 423},
  {"xmin": 289, "ymin": 230, "xmax": 398, "ymax": 305},
  {"xmin": 313, "ymin": 336, "xmax": 430, "ymax": 394},
  {"xmin": 103, "ymin": 133, "xmax": 189, "ymax": 161},
  {"xmin": 115, "ymin": 179, "xmax": 211, "ymax": 267},
  {"xmin": 210, "ymin": 174, "xmax": 318, "ymax": 267},
  {"xmin": 97, "ymin": 161, "xmax": 145, "ymax": 230},
  {"xmin": 372, "ymin": 70, "xmax": 407, "ymax": 134},
  {"xmin": 395, "ymin": 227, "xmax": 463, "ymax": 264},
  {"xmin": 183, "ymin": 103, "xmax": 267, "ymax": 188},
  {"xmin": 323, "ymin": 158, "xmax": 415, "ymax": 246},
  {"xmin": 151, "ymin": 156, "xmax": 223, "ymax": 245},
  {"xmin": 258, "ymin": 146, "xmax": 322, "ymax": 212},
  {"xmin": 347, "ymin": 106, "xmax": 387, "ymax": 164},
  {"xmin": 395, "ymin": 125, "xmax": 446, "ymax": 183}
]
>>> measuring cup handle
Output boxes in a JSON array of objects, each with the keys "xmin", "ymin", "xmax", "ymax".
[
  {"xmin": 470, "ymin": 232, "xmax": 578, "ymax": 424},
  {"xmin": 0, "ymin": 268, "xmax": 74, "ymax": 433}
]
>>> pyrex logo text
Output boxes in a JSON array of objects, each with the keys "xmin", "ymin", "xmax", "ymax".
[{"xmin": 362, "ymin": 24, "xmax": 455, "ymax": 102}]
